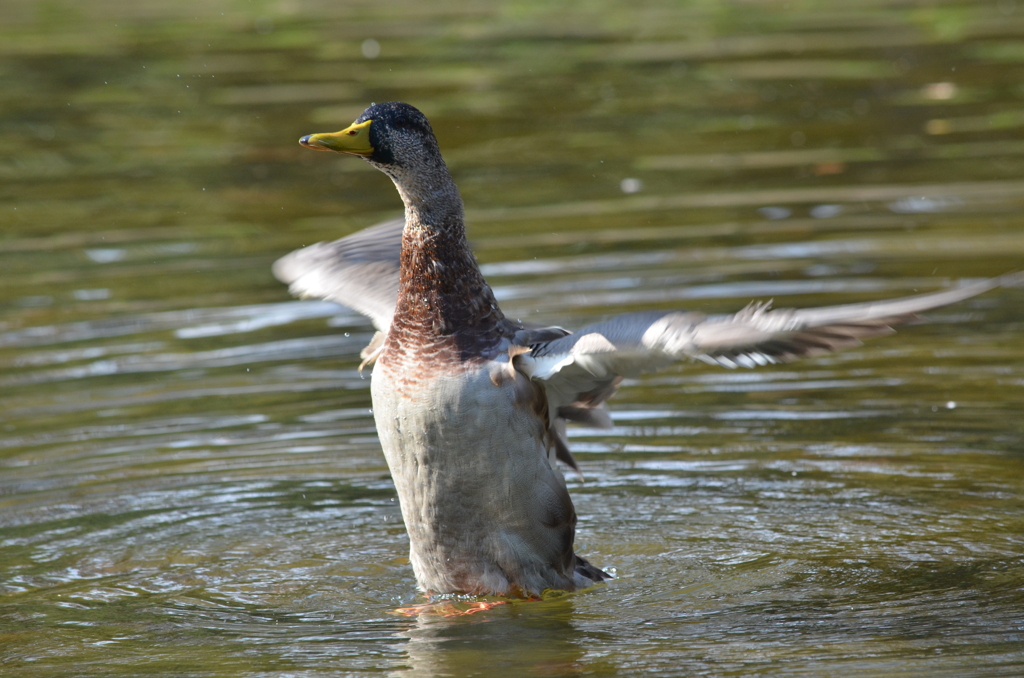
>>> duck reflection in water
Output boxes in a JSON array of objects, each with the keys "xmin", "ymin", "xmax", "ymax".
[{"xmin": 390, "ymin": 596, "xmax": 585, "ymax": 677}]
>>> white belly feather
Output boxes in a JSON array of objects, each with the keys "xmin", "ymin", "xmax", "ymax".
[{"xmin": 370, "ymin": 358, "xmax": 577, "ymax": 595}]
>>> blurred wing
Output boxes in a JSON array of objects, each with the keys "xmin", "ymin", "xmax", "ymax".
[
  {"xmin": 526, "ymin": 276, "xmax": 1011, "ymax": 412},
  {"xmin": 272, "ymin": 217, "xmax": 404, "ymax": 332}
]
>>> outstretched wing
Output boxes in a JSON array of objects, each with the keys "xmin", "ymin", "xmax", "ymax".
[
  {"xmin": 524, "ymin": 275, "xmax": 1014, "ymax": 417},
  {"xmin": 272, "ymin": 217, "xmax": 404, "ymax": 332}
]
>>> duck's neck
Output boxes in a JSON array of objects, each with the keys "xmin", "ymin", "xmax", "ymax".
[{"xmin": 386, "ymin": 166, "xmax": 507, "ymax": 356}]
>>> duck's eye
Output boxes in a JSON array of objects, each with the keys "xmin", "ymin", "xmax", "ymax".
[{"xmin": 348, "ymin": 130, "xmax": 357, "ymax": 136}]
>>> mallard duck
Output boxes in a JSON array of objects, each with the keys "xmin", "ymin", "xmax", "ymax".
[{"xmin": 275, "ymin": 102, "xmax": 1012, "ymax": 597}]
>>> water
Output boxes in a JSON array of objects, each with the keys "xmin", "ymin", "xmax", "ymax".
[{"xmin": 2, "ymin": 0, "xmax": 1024, "ymax": 675}]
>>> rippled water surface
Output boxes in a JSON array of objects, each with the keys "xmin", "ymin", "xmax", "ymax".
[{"xmin": 3, "ymin": 1, "xmax": 1024, "ymax": 675}]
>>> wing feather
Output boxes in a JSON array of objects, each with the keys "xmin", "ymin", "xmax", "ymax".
[
  {"xmin": 272, "ymin": 217, "xmax": 404, "ymax": 332},
  {"xmin": 527, "ymin": 275, "xmax": 1016, "ymax": 411}
]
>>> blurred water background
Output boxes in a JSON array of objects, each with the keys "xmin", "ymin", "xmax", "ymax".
[{"xmin": 2, "ymin": 0, "xmax": 1024, "ymax": 675}]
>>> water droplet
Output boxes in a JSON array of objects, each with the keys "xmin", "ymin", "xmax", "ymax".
[
  {"xmin": 361, "ymin": 38, "xmax": 381, "ymax": 59},
  {"xmin": 810, "ymin": 204, "xmax": 843, "ymax": 219},
  {"xmin": 758, "ymin": 206, "xmax": 791, "ymax": 220},
  {"xmin": 620, "ymin": 177, "xmax": 643, "ymax": 194}
]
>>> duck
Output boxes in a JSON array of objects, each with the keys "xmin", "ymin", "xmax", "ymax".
[{"xmin": 275, "ymin": 101, "xmax": 1013, "ymax": 598}]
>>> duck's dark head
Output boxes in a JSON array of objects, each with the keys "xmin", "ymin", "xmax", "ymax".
[{"xmin": 299, "ymin": 102, "xmax": 443, "ymax": 174}]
